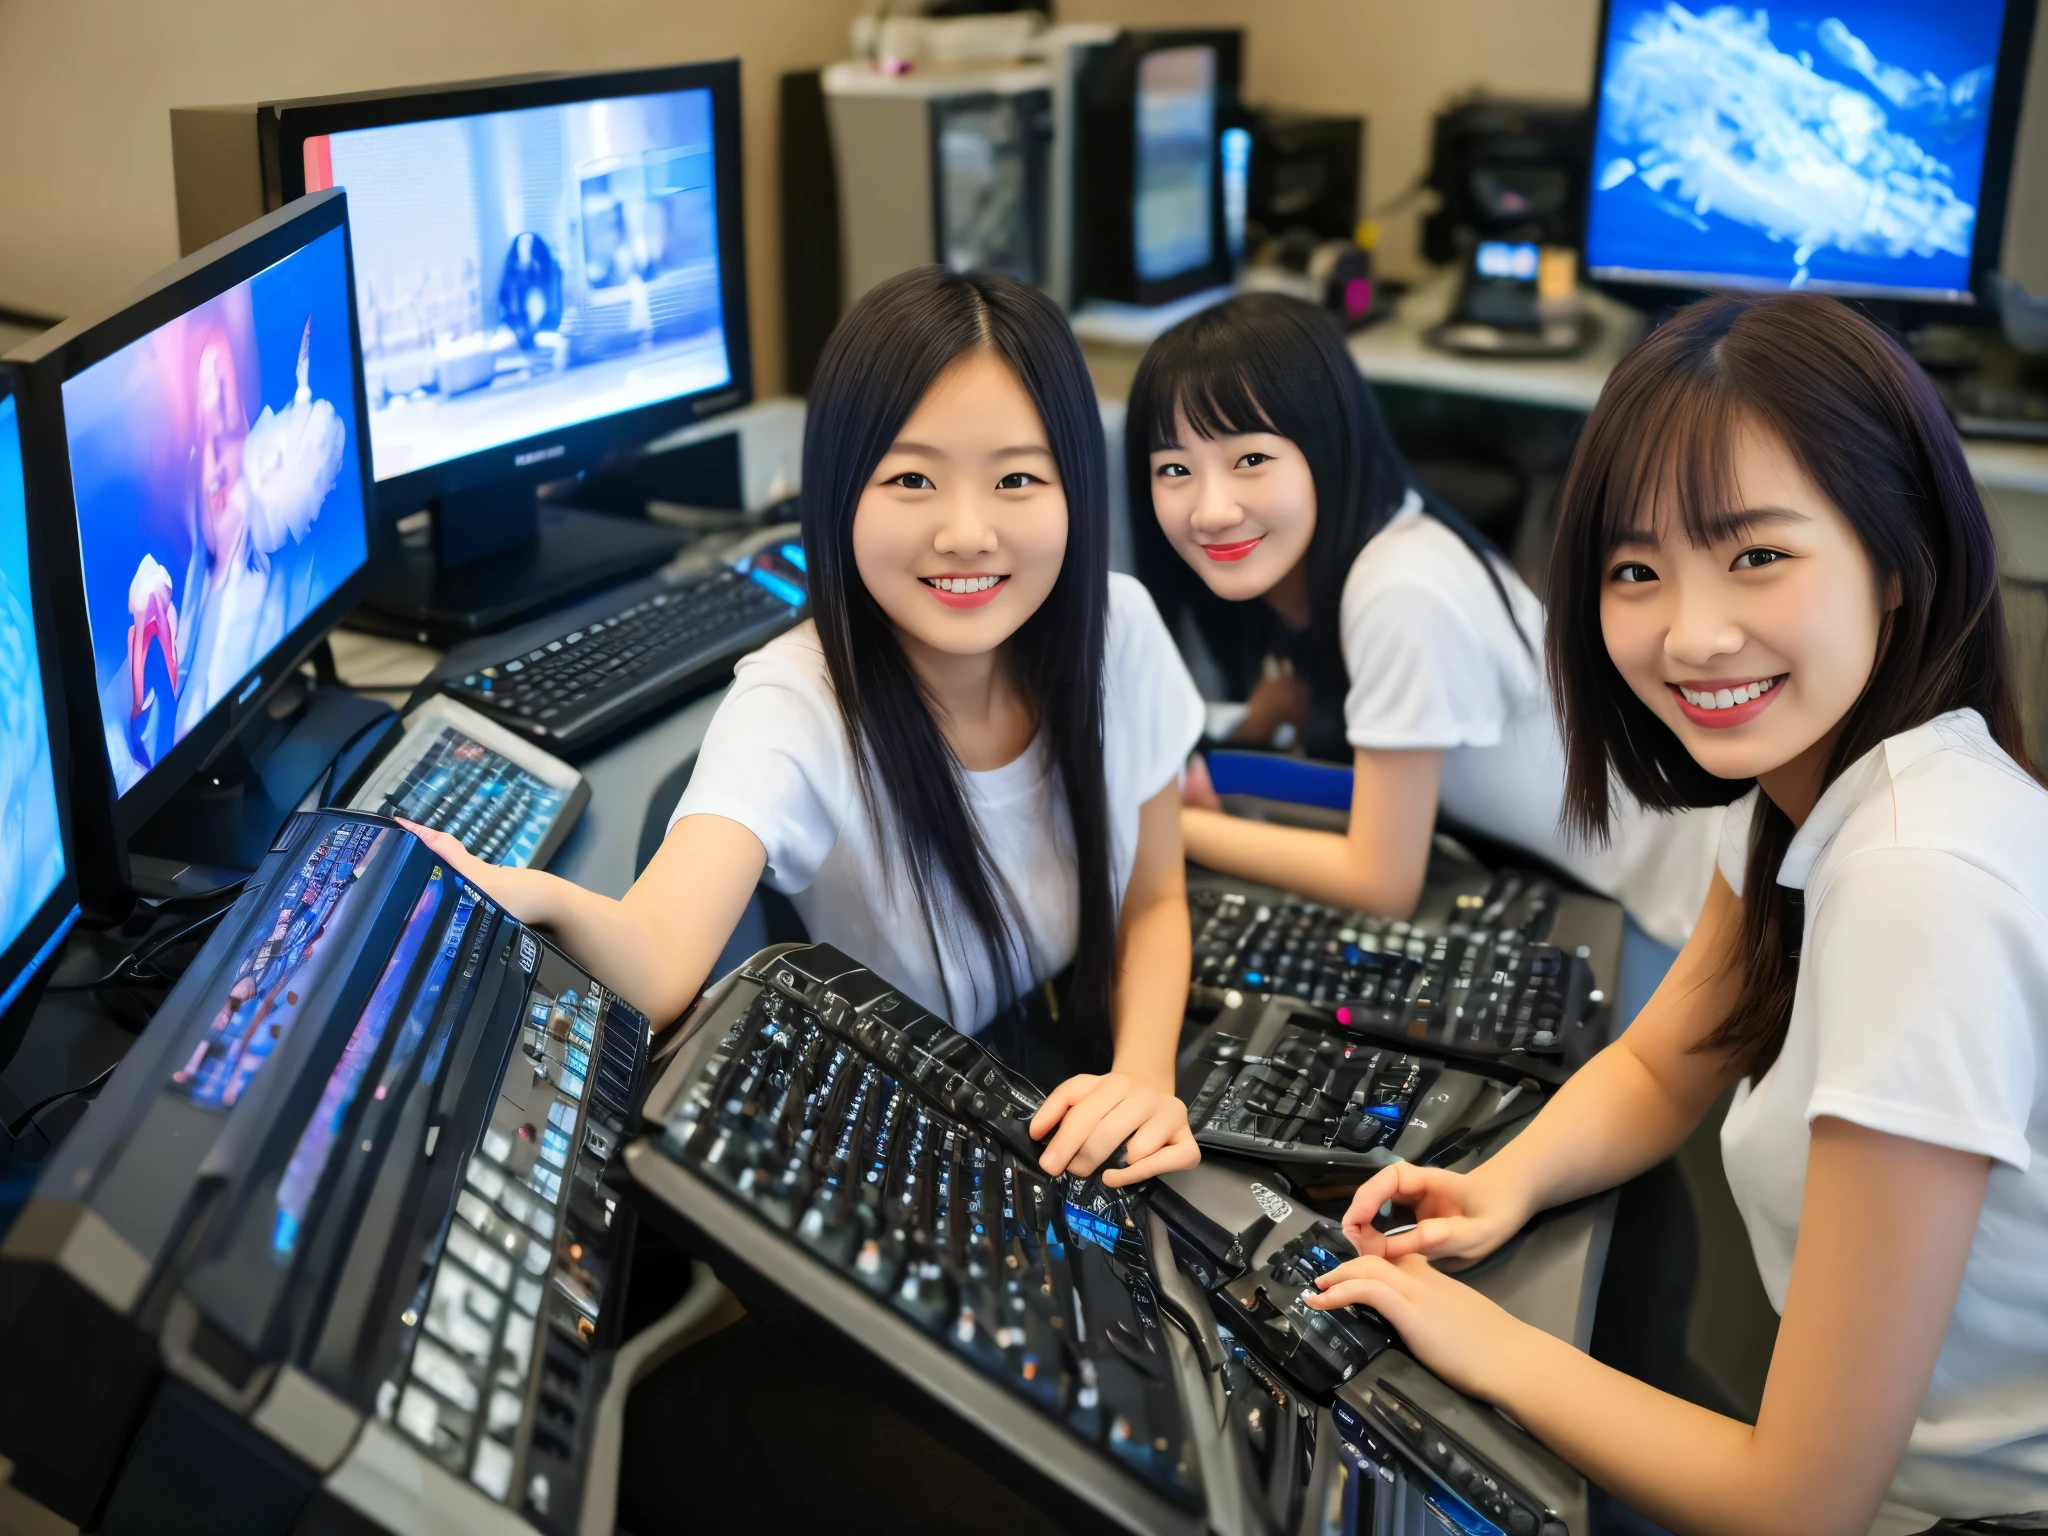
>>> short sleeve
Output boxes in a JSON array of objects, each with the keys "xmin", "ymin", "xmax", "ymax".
[
  {"xmin": 668, "ymin": 663, "xmax": 850, "ymax": 895},
  {"xmin": 1340, "ymin": 578, "xmax": 1512, "ymax": 751},
  {"xmin": 1106, "ymin": 573, "xmax": 1205, "ymax": 800},
  {"xmin": 1719, "ymin": 789, "xmax": 1759, "ymax": 897},
  {"xmin": 1805, "ymin": 847, "xmax": 2040, "ymax": 1171}
]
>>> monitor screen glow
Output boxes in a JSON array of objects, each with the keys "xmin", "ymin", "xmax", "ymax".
[
  {"xmin": 1586, "ymin": 1, "xmax": 2011, "ymax": 299},
  {"xmin": 1134, "ymin": 46, "xmax": 1217, "ymax": 284},
  {"xmin": 0, "ymin": 393, "xmax": 67, "ymax": 974},
  {"xmin": 304, "ymin": 87, "xmax": 731, "ymax": 482},
  {"xmin": 61, "ymin": 224, "xmax": 371, "ymax": 800}
]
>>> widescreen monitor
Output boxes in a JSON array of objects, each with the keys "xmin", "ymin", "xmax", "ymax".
[
  {"xmin": 0, "ymin": 374, "xmax": 79, "ymax": 1047},
  {"xmin": 269, "ymin": 64, "xmax": 751, "ymax": 511},
  {"xmin": 1585, "ymin": 0, "xmax": 2039, "ymax": 302},
  {"xmin": 9, "ymin": 190, "xmax": 376, "ymax": 852}
]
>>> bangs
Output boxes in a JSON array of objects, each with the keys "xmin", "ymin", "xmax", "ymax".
[
  {"xmin": 1590, "ymin": 363, "xmax": 1762, "ymax": 555},
  {"xmin": 1134, "ymin": 324, "xmax": 1282, "ymax": 453}
]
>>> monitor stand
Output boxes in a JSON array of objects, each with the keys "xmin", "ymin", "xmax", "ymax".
[
  {"xmin": 125, "ymin": 677, "xmax": 400, "ymax": 897},
  {"xmin": 353, "ymin": 481, "xmax": 689, "ymax": 646}
]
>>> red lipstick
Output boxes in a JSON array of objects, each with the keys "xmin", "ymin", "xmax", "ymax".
[
  {"xmin": 1200, "ymin": 537, "xmax": 1263, "ymax": 563},
  {"xmin": 920, "ymin": 574, "xmax": 1008, "ymax": 609},
  {"xmin": 1669, "ymin": 676, "xmax": 1786, "ymax": 730}
]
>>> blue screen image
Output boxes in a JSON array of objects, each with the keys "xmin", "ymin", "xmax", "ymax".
[
  {"xmin": 1586, "ymin": 2, "xmax": 2010, "ymax": 298},
  {"xmin": 0, "ymin": 395, "xmax": 67, "ymax": 968},
  {"xmin": 62, "ymin": 225, "xmax": 370, "ymax": 798},
  {"xmin": 307, "ymin": 88, "xmax": 730, "ymax": 481}
]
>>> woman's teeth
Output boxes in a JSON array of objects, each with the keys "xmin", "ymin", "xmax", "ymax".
[
  {"xmin": 1679, "ymin": 677, "xmax": 1778, "ymax": 710},
  {"xmin": 927, "ymin": 575, "xmax": 1002, "ymax": 593}
]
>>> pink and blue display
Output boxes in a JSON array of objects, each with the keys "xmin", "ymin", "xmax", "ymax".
[{"xmin": 61, "ymin": 225, "xmax": 370, "ymax": 797}]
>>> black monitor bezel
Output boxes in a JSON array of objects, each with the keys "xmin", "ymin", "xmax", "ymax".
[
  {"xmin": 1583, "ymin": 0, "xmax": 2041, "ymax": 311},
  {"xmin": 1076, "ymin": 29, "xmax": 1243, "ymax": 308},
  {"xmin": 7, "ymin": 189, "xmax": 382, "ymax": 869},
  {"xmin": 0, "ymin": 368, "xmax": 84, "ymax": 1026},
  {"xmin": 263, "ymin": 60, "xmax": 753, "ymax": 519}
]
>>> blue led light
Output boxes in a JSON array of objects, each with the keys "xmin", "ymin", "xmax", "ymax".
[
  {"xmin": 1366, "ymin": 1103, "xmax": 1405, "ymax": 1121},
  {"xmin": 748, "ymin": 566, "xmax": 806, "ymax": 608},
  {"xmin": 779, "ymin": 542, "xmax": 806, "ymax": 571},
  {"xmin": 1244, "ymin": 971, "xmax": 1264, "ymax": 986},
  {"xmin": 1064, "ymin": 1202, "xmax": 1120, "ymax": 1253}
]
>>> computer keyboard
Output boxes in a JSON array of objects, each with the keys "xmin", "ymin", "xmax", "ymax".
[
  {"xmin": 345, "ymin": 695, "xmax": 587, "ymax": 870},
  {"xmin": 441, "ymin": 544, "xmax": 806, "ymax": 754},
  {"xmin": 649, "ymin": 945, "xmax": 1202, "ymax": 1513},
  {"xmin": 1189, "ymin": 868, "xmax": 1594, "ymax": 1069},
  {"xmin": 1218, "ymin": 1218, "xmax": 1393, "ymax": 1396},
  {"xmin": 1176, "ymin": 995, "xmax": 1540, "ymax": 1178},
  {"xmin": 363, "ymin": 726, "xmax": 568, "ymax": 867}
]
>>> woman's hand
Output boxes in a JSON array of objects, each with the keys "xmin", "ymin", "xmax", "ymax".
[
  {"xmin": 395, "ymin": 819, "xmax": 556, "ymax": 927},
  {"xmin": 1182, "ymin": 752, "xmax": 1223, "ymax": 812},
  {"xmin": 1303, "ymin": 1252, "xmax": 1537, "ymax": 1402},
  {"xmin": 1340, "ymin": 1161, "xmax": 1530, "ymax": 1268},
  {"xmin": 1029, "ymin": 1073, "xmax": 1199, "ymax": 1187}
]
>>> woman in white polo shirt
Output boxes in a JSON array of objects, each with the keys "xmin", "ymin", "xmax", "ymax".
[
  {"xmin": 1127, "ymin": 294, "xmax": 1722, "ymax": 983},
  {"xmin": 1307, "ymin": 293, "xmax": 2048, "ymax": 1535}
]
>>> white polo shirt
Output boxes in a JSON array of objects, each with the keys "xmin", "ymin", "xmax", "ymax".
[
  {"xmin": 670, "ymin": 573, "xmax": 1206, "ymax": 1032},
  {"xmin": 1718, "ymin": 709, "xmax": 2048, "ymax": 1531}
]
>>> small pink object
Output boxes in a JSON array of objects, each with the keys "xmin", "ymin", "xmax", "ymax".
[
  {"xmin": 1335, "ymin": 1006, "xmax": 1353, "ymax": 1026},
  {"xmin": 1343, "ymin": 277, "xmax": 1372, "ymax": 321}
]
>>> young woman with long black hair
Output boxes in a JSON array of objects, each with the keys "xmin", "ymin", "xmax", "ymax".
[
  {"xmin": 1307, "ymin": 293, "xmax": 2048, "ymax": 1536},
  {"xmin": 1128, "ymin": 293, "xmax": 1721, "ymax": 965},
  {"xmin": 413, "ymin": 264, "xmax": 1207, "ymax": 1190}
]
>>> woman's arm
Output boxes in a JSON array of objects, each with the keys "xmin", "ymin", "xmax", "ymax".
[
  {"xmin": 1313, "ymin": 1119, "xmax": 1990, "ymax": 1536},
  {"xmin": 1340, "ymin": 870, "xmax": 1752, "ymax": 1265},
  {"xmin": 1181, "ymin": 745, "xmax": 1445, "ymax": 916},
  {"xmin": 400, "ymin": 812, "xmax": 767, "ymax": 1025},
  {"xmin": 1032, "ymin": 779, "xmax": 1200, "ymax": 1187}
]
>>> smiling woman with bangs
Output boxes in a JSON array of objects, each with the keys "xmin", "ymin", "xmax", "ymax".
[{"xmin": 1304, "ymin": 292, "xmax": 2048, "ymax": 1536}]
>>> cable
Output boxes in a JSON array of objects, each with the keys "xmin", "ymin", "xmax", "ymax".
[
  {"xmin": 6, "ymin": 1060, "xmax": 120, "ymax": 1142},
  {"xmin": 45, "ymin": 891, "xmax": 243, "ymax": 994}
]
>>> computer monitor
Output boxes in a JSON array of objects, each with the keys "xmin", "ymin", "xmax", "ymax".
[
  {"xmin": 264, "ymin": 63, "xmax": 752, "ymax": 635},
  {"xmin": 7, "ymin": 189, "xmax": 376, "ymax": 892},
  {"xmin": 1073, "ymin": 30, "xmax": 1243, "ymax": 307},
  {"xmin": 0, "ymin": 373, "xmax": 80, "ymax": 1060},
  {"xmin": 1585, "ymin": 0, "xmax": 2041, "ymax": 304}
]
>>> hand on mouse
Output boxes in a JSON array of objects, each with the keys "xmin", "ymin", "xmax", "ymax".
[
  {"xmin": 1339, "ymin": 1161, "xmax": 1528, "ymax": 1269},
  {"xmin": 1029, "ymin": 1072, "xmax": 1199, "ymax": 1187}
]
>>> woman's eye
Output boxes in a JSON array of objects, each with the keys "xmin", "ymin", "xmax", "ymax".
[
  {"xmin": 890, "ymin": 471, "xmax": 934, "ymax": 491},
  {"xmin": 995, "ymin": 472, "xmax": 1041, "ymax": 491},
  {"xmin": 1155, "ymin": 462, "xmax": 1190, "ymax": 479},
  {"xmin": 1732, "ymin": 548, "xmax": 1788, "ymax": 571},
  {"xmin": 1235, "ymin": 452, "xmax": 1273, "ymax": 469},
  {"xmin": 1610, "ymin": 561, "xmax": 1658, "ymax": 584}
]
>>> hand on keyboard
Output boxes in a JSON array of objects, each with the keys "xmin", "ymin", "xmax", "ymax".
[
  {"xmin": 1337, "ymin": 1160, "xmax": 1528, "ymax": 1268},
  {"xmin": 1028, "ymin": 1072, "xmax": 1199, "ymax": 1186},
  {"xmin": 1302, "ymin": 1248, "xmax": 1534, "ymax": 1405}
]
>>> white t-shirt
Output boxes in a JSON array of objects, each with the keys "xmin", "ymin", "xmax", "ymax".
[
  {"xmin": 1717, "ymin": 709, "xmax": 2048, "ymax": 1530},
  {"xmin": 671, "ymin": 572, "xmax": 1206, "ymax": 1032},
  {"xmin": 1338, "ymin": 496, "xmax": 1722, "ymax": 947}
]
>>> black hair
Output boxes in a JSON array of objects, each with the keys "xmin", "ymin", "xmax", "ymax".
[
  {"xmin": 802, "ymin": 267, "xmax": 1116, "ymax": 1044},
  {"xmin": 1126, "ymin": 292, "xmax": 1522, "ymax": 760},
  {"xmin": 1547, "ymin": 291, "xmax": 2036, "ymax": 1079}
]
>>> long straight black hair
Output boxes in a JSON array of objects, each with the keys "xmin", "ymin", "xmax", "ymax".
[
  {"xmin": 1126, "ymin": 293, "xmax": 1522, "ymax": 759},
  {"xmin": 803, "ymin": 266, "xmax": 1116, "ymax": 1044},
  {"xmin": 1548, "ymin": 292, "xmax": 2036, "ymax": 1079}
]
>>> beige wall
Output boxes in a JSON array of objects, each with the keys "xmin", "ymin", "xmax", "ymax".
[
  {"xmin": 0, "ymin": 0, "xmax": 867, "ymax": 394},
  {"xmin": 1067, "ymin": 0, "xmax": 1604, "ymax": 280}
]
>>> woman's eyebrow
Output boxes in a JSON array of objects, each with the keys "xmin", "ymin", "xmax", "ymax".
[
  {"xmin": 1614, "ymin": 504, "xmax": 1810, "ymax": 546},
  {"xmin": 991, "ymin": 443, "xmax": 1055, "ymax": 459}
]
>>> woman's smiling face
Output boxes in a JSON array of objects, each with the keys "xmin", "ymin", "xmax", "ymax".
[
  {"xmin": 1148, "ymin": 407, "xmax": 1317, "ymax": 602},
  {"xmin": 1599, "ymin": 417, "xmax": 1890, "ymax": 788}
]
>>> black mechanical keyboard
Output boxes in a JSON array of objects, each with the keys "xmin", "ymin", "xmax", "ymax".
[
  {"xmin": 0, "ymin": 813, "xmax": 650, "ymax": 1535},
  {"xmin": 648, "ymin": 945, "xmax": 1201, "ymax": 1513},
  {"xmin": 1190, "ymin": 868, "xmax": 1596, "ymax": 1075},
  {"xmin": 441, "ymin": 542, "xmax": 806, "ymax": 754},
  {"xmin": 361, "ymin": 724, "xmax": 571, "ymax": 868},
  {"xmin": 1177, "ymin": 995, "xmax": 1542, "ymax": 1178}
]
